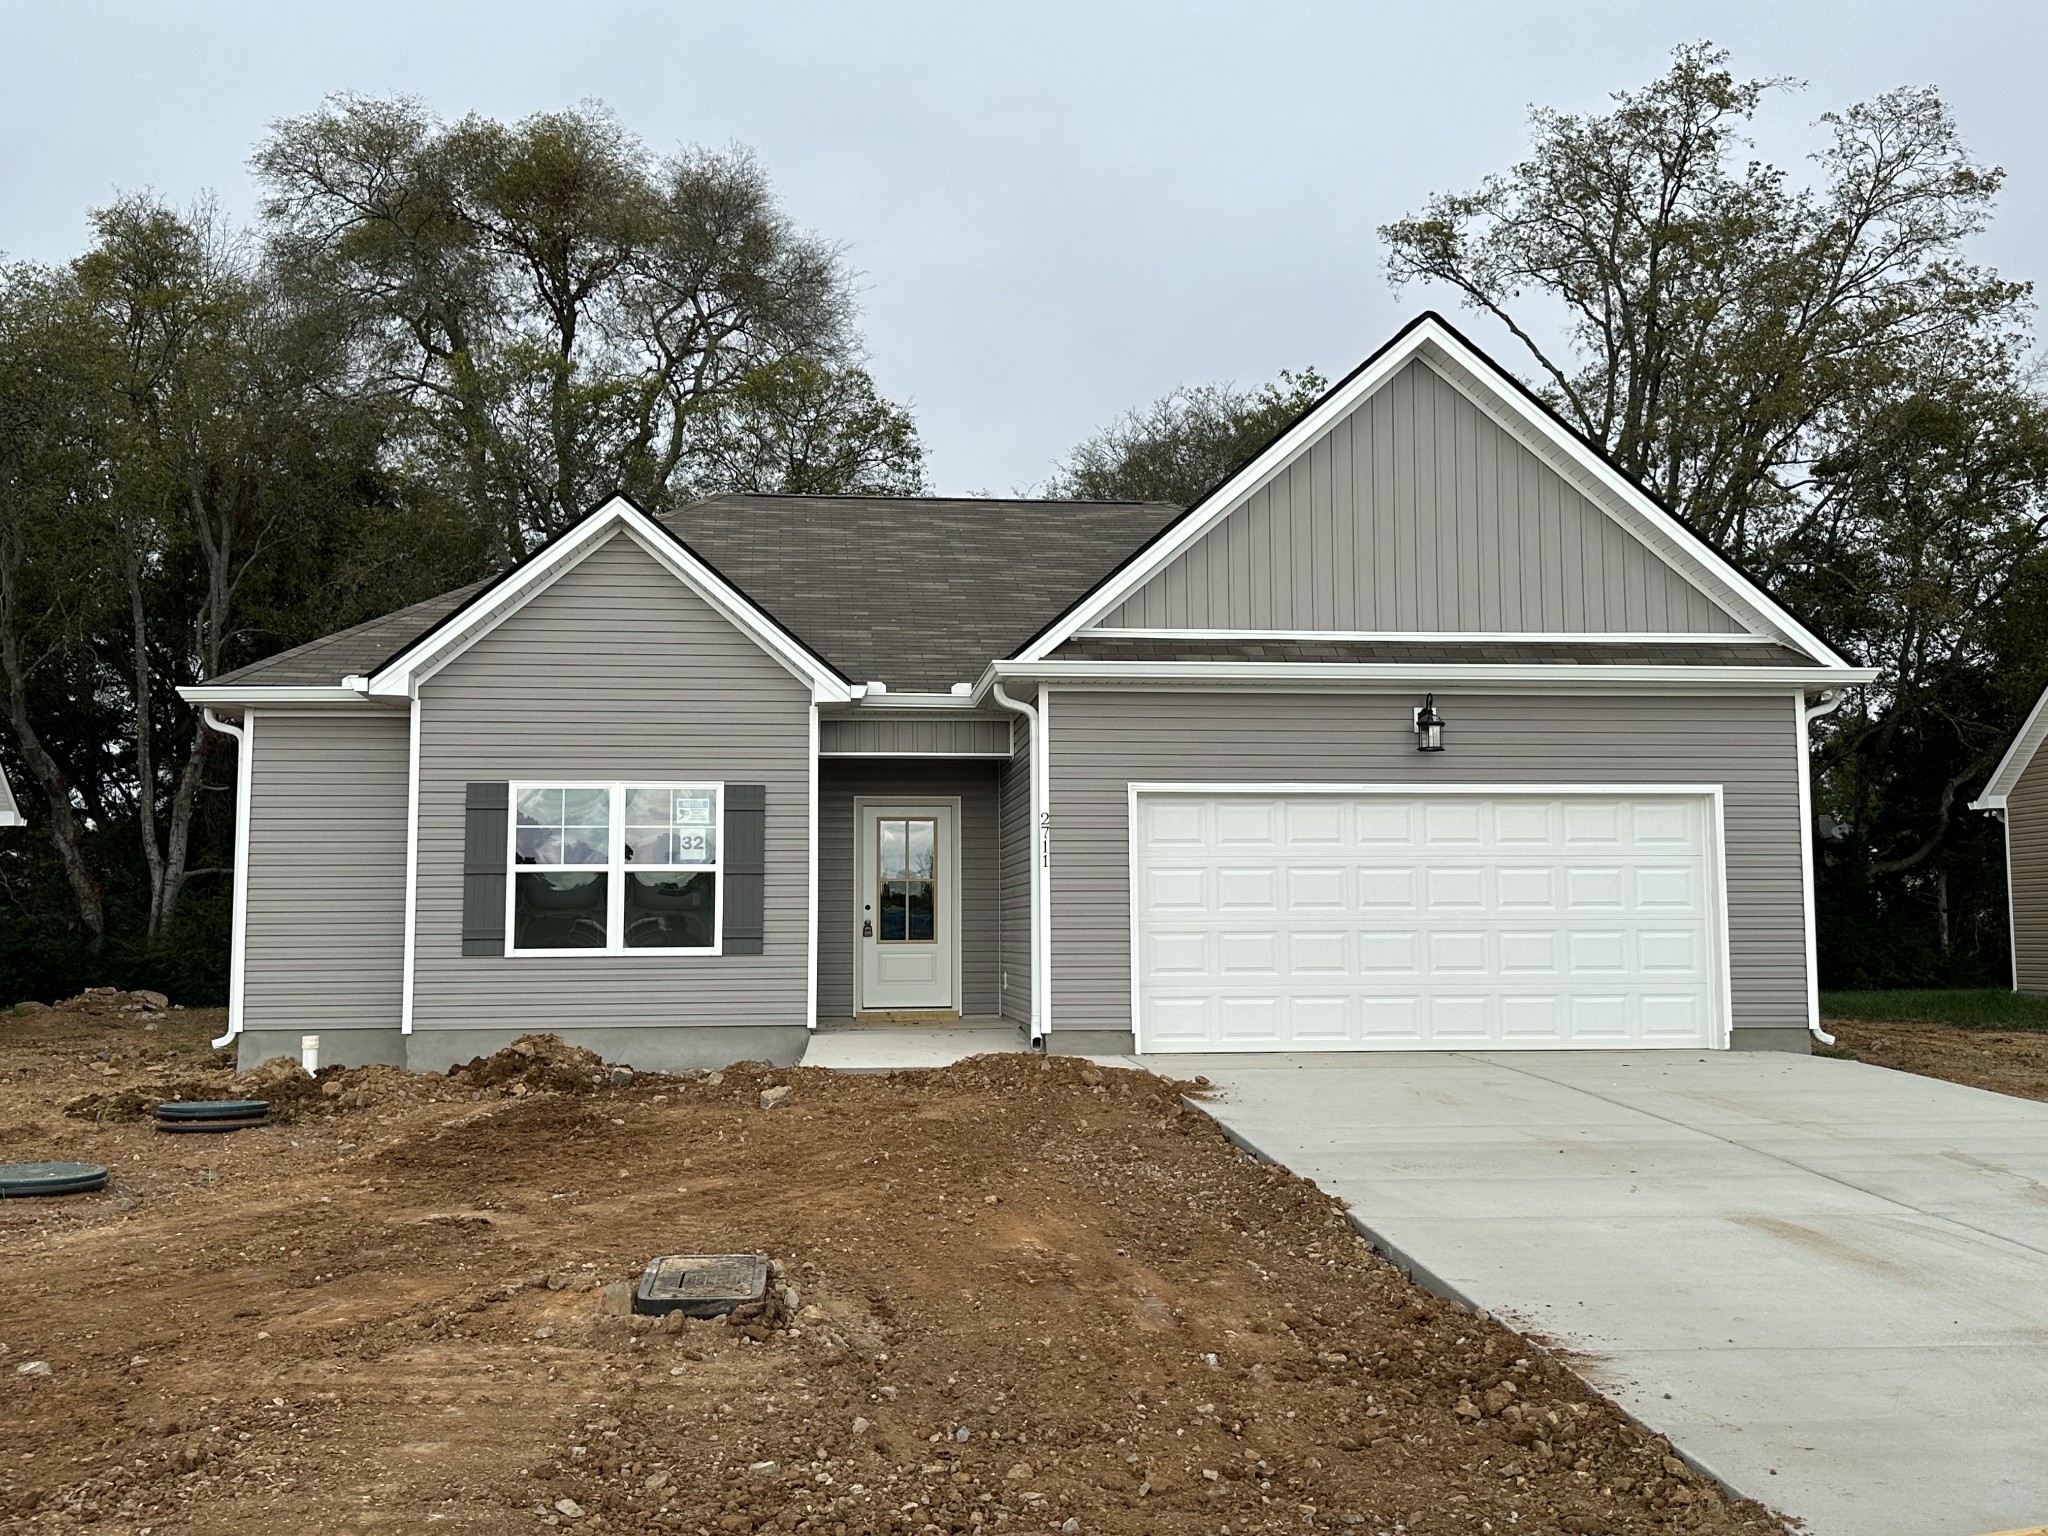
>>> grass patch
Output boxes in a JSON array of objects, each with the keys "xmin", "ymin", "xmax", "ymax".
[{"xmin": 1819, "ymin": 988, "xmax": 2048, "ymax": 1031}]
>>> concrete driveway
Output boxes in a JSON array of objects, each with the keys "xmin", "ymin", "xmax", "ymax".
[{"xmin": 1141, "ymin": 1049, "xmax": 2048, "ymax": 1536}]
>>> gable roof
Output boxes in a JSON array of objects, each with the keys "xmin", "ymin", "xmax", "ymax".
[
  {"xmin": 0, "ymin": 761, "xmax": 21, "ymax": 828},
  {"xmin": 197, "ymin": 493, "xmax": 1180, "ymax": 699},
  {"xmin": 1013, "ymin": 311, "xmax": 1859, "ymax": 670},
  {"xmin": 1972, "ymin": 680, "xmax": 2048, "ymax": 811}
]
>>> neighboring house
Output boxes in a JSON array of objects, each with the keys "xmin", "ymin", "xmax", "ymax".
[
  {"xmin": 179, "ymin": 313, "xmax": 1874, "ymax": 1072},
  {"xmin": 0, "ymin": 761, "xmax": 21, "ymax": 828},
  {"xmin": 1970, "ymin": 685, "xmax": 2048, "ymax": 993}
]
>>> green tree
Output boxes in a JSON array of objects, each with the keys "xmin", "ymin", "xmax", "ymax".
[
  {"xmin": 255, "ymin": 98, "xmax": 919, "ymax": 560},
  {"xmin": 1048, "ymin": 369, "xmax": 1327, "ymax": 507},
  {"xmin": 686, "ymin": 358, "xmax": 927, "ymax": 496}
]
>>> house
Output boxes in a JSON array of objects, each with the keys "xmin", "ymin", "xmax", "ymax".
[
  {"xmin": 0, "ymin": 762, "xmax": 21, "ymax": 828},
  {"xmin": 1970, "ymin": 685, "xmax": 2048, "ymax": 993},
  {"xmin": 179, "ymin": 313, "xmax": 1874, "ymax": 1072}
]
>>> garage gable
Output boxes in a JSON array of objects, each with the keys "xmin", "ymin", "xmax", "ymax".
[
  {"xmin": 1097, "ymin": 355, "xmax": 1745, "ymax": 635},
  {"xmin": 1026, "ymin": 313, "xmax": 1846, "ymax": 662}
]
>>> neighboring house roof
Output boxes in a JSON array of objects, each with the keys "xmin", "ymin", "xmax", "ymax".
[
  {"xmin": 204, "ymin": 496, "xmax": 1180, "ymax": 697},
  {"xmin": 0, "ymin": 761, "xmax": 22, "ymax": 828},
  {"xmin": 1972, "ymin": 680, "xmax": 2048, "ymax": 811}
]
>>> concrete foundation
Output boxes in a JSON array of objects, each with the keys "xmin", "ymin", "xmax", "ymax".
[
  {"xmin": 237, "ymin": 1028, "xmax": 406, "ymax": 1072},
  {"xmin": 403, "ymin": 1025, "xmax": 808, "ymax": 1074}
]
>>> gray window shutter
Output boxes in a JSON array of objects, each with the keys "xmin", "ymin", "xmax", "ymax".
[
  {"xmin": 723, "ymin": 784, "xmax": 766, "ymax": 955},
  {"xmin": 463, "ymin": 782, "xmax": 509, "ymax": 956}
]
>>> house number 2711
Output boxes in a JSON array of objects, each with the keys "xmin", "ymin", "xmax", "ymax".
[{"xmin": 1038, "ymin": 810, "xmax": 1051, "ymax": 869}]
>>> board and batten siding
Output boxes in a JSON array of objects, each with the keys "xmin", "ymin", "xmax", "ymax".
[
  {"xmin": 411, "ymin": 529, "xmax": 812, "ymax": 1033},
  {"xmin": 998, "ymin": 729, "xmax": 1031, "ymax": 1025},
  {"xmin": 820, "ymin": 716, "xmax": 1011, "ymax": 757},
  {"xmin": 2008, "ymin": 749, "xmax": 2048, "ymax": 992},
  {"xmin": 1045, "ymin": 690, "xmax": 1809, "ymax": 1041},
  {"xmin": 243, "ymin": 709, "xmax": 409, "ymax": 1038},
  {"xmin": 816, "ymin": 759, "xmax": 1001, "ymax": 1018},
  {"xmin": 1099, "ymin": 359, "xmax": 1744, "ymax": 636}
]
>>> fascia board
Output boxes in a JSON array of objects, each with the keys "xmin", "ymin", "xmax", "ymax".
[
  {"xmin": 989, "ymin": 659, "xmax": 1879, "ymax": 693},
  {"xmin": 367, "ymin": 498, "xmax": 852, "ymax": 702},
  {"xmin": 1024, "ymin": 315, "xmax": 1848, "ymax": 669},
  {"xmin": 1972, "ymin": 680, "xmax": 2048, "ymax": 809},
  {"xmin": 177, "ymin": 685, "xmax": 382, "ymax": 709}
]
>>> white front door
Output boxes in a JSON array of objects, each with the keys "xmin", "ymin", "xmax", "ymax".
[
  {"xmin": 1132, "ymin": 789, "xmax": 1726, "ymax": 1052},
  {"xmin": 856, "ymin": 801, "xmax": 959, "ymax": 1013}
]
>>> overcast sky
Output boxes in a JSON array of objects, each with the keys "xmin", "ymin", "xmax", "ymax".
[{"xmin": 4, "ymin": 1, "xmax": 2043, "ymax": 494}]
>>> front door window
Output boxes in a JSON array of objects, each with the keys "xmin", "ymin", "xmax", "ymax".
[{"xmin": 877, "ymin": 817, "xmax": 937, "ymax": 942}]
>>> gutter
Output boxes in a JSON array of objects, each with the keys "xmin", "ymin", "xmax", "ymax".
[
  {"xmin": 201, "ymin": 709, "xmax": 251, "ymax": 1052},
  {"xmin": 1800, "ymin": 690, "xmax": 1848, "ymax": 1047},
  {"xmin": 989, "ymin": 683, "xmax": 1049, "ymax": 1043},
  {"xmin": 980, "ymin": 659, "xmax": 1881, "ymax": 696}
]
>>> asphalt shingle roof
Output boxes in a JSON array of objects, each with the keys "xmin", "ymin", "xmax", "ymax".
[
  {"xmin": 206, "ymin": 497, "xmax": 1181, "ymax": 693},
  {"xmin": 657, "ymin": 495, "xmax": 1181, "ymax": 692},
  {"xmin": 1049, "ymin": 636, "xmax": 1818, "ymax": 666}
]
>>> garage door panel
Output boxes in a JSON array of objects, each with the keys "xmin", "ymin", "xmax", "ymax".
[{"xmin": 1134, "ymin": 790, "xmax": 1723, "ymax": 1053}]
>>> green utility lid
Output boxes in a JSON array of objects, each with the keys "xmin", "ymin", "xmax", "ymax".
[{"xmin": 0, "ymin": 1161, "xmax": 109, "ymax": 1198}]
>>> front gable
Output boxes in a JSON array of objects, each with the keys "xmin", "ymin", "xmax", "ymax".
[
  {"xmin": 1025, "ymin": 314, "xmax": 1849, "ymax": 666},
  {"xmin": 1097, "ymin": 356, "xmax": 1744, "ymax": 636}
]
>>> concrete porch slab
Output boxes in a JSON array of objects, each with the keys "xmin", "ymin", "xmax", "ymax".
[{"xmin": 799, "ymin": 1024, "xmax": 1031, "ymax": 1072}]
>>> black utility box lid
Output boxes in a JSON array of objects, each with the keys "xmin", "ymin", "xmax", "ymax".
[{"xmin": 633, "ymin": 1253, "xmax": 769, "ymax": 1317}]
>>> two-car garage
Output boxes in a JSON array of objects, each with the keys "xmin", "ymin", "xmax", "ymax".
[{"xmin": 1130, "ymin": 787, "xmax": 1729, "ymax": 1053}]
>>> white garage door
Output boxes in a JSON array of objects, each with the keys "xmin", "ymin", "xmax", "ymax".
[{"xmin": 1132, "ymin": 788, "xmax": 1726, "ymax": 1053}]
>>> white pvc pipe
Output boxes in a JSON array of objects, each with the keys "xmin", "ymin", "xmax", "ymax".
[{"xmin": 991, "ymin": 683, "xmax": 1049, "ymax": 1041}]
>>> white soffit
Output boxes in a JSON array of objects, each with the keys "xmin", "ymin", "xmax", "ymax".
[{"xmin": 1026, "ymin": 315, "xmax": 1854, "ymax": 670}]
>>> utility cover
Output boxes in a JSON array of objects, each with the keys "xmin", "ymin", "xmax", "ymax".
[
  {"xmin": 154, "ymin": 1099, "xmax": 269, "ymax": 1121},
  {"xmin": 0, "ymin": 1161, "xmax": 108, "ymax": 1198},
  {"xmin": 634, "ymin": 1253, "xmax": 769, "ymax": 1317}
]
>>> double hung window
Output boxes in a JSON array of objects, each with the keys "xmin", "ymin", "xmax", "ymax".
[{"xmin": 510, "ymin": 782, "xmax": 721, "ymax": 954}]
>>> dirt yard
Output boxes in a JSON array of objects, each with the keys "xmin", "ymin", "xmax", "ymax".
[
  {"xmin": 1819, "ymin": 1016, "xmax": 2048, "ymax": 1104},
  {"xmin": 0, "ymin": 997, "xmax": 1785, "ymax": 1535}
]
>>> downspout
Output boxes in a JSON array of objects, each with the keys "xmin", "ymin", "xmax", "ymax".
[
  {"xmin": 992, "ymin": 682, "xmax": 1049, "ymax": 1043},
  {"xmin": 1798, "ymin": 690, "xmax": 1846, "ymax": 1047},
  {"xmin": 201, "ymin": 709, "xmax": 250, "ymax": 1051}
]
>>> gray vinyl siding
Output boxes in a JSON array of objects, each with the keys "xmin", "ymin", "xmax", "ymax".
[
  {"xmin": 1045, "ymin": 689, "xmax": 1808, "ymax": 1039},
  {"xmin": 2009, "ymin": 750, "xmax": 2048, "ymax": 991},
  {"xmin": 411, "ymin": 530, "xmax": 811, "ymax": 1033},
  {"xmin": 816, "ymin": 760, "xmax": 1000, "ymax": 1018},
  {"xmin": 998, "ymin": 728, "xmax": 1032, "ymax": 1024},
  {"xmin": 820, "ymin": 716, "xmax": 1012, "ymax": 757},
  {"xmin": 243, "ymin": 709, "xmax": 409, "ymax": 1036},
  {"xmin": 1100, "ymin": 359, "xmax": 1744, "ymax": 635}
]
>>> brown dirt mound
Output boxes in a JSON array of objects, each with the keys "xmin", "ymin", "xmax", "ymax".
[
  {"xmin": 457, "ymin": 1032, "xmax": 622, "ymax": 1094},
  {"xmin": 0, "ymin": 1038, "xmax": 1786, "ymax": 1534}
]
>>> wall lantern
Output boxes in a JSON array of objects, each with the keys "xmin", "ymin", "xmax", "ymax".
[{"xmin": 1413, "ymin": 694, "xmax": 1446, "ymax": 753}]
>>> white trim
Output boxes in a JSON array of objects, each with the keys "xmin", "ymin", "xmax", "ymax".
[
  {"xmin": 201, "ymin": 709, "xmax": 253, "ymax": 1050},
  {"xmin": 1082, "ymin": 627, "xmax": 1783, "ymax": 645},
  {"xmin": 847, "ymin": 690, "xmax": 988, "ymax": 710},
  {"xmin": 818, "ymin": 749, "xmax": 1018, "ymax": 760},
  {"xmin": 983, "ymin": 659, "xmax": 1879, "ymax": 696},
  {"xmin": 1020, "ymin": 317, "xmax": 1856, "ymax": 670},
  {"xmin": 851, "ymin": 796, "xmax": 963, "ymax": 1014},
  {"xmin": 1972, "ymin": 679, "xmax": 2048, "ymax": 810},
  {"xmin": 503, "ymin": 780, "xmax": 724, "ymax": 958},
  {"xmin": 365, "ymin": 498, "xmax": 851, "ymax": 703},
  {"xmin": 181, "ymin": 685, "xmax": 379, "ymax": 708},
  {"xmin": 807, "ymin": 702, "xmax": 820, "ymax": 1032},
  {"xmin": 1125, "ymin": 781, "xmax": 1733, "ymax": 1054},
  {"xmin": 401, "ymin": 696, "xmax": 421, "ymax": 1035}
]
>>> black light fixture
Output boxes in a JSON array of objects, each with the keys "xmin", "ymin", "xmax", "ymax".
[{"xmin": 1414, "ymin": 694, "xmax": 1446, "ymax": 753}]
